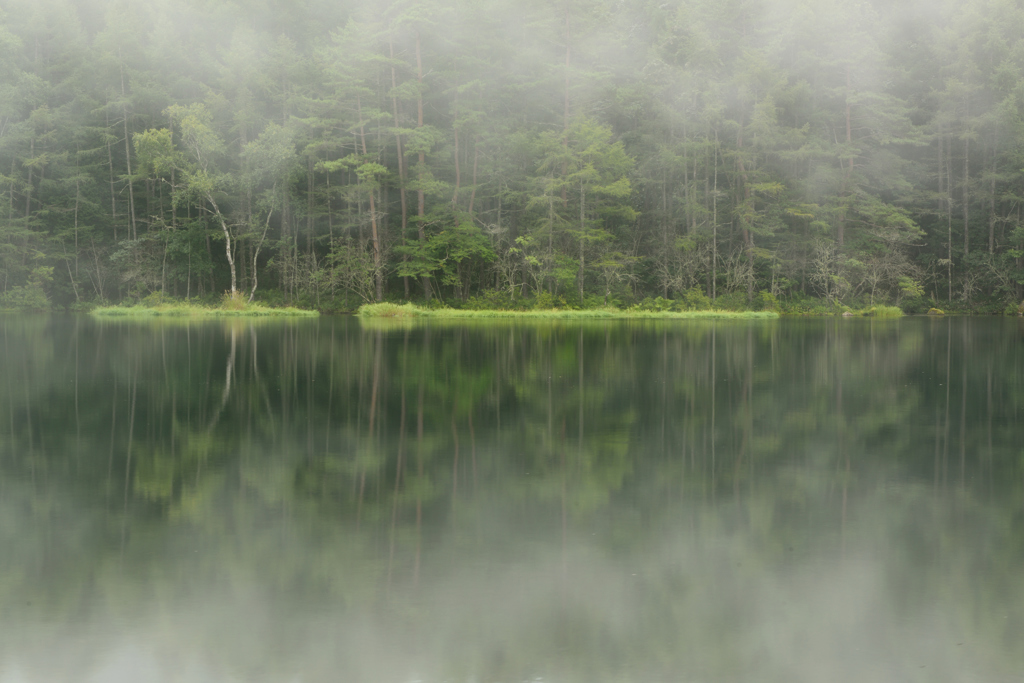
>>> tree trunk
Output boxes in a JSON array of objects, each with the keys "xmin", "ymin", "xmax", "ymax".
[
  {"xmin": 562, "ymin": 4, "xmax": 570, "ymax": 207},
  {"xmin": 946, "ymin": 134, "xmax": 953, "ymax": 302},
  {"xmin": 416, "ymin": 31, "xmax": 431, "ymax": 301},
  {"xmin": 389, "ymin": 34, "xmax": 410, "ymax": 298},
  {"xmin": 712, "ymin": 129, "xmax": 719, "ymax": 301},
  {"xmin": 357, "ymin": 96, "xmax": 383, "ymax": 302},
  {"xmin": 24, "ymin": 136, "xmax": 33, "ymax": 219},
  {"xmin": 578, "ymin": 182, "xmax": 585, "ymax": 302},
  {"xmin": 207, "ymin": 193, "xmax": 236, "ymax": 294},
  {"xmin": 249, "ymin": 207, "xmax": 273, "ymax": 303},
  {"xmin": 120, "ymin": 58, "xmax": 137, "ymax": 241},
  {"xmin": 736, "ymin": 125, "xmax": 754, "ymax": 300},
  {"xmin": 468, "ymin": 135, "xmax": 479, "ymax": 216},
  {"xmin": 307, "ymin": 155, "xmax": 315, "ymax": 256},
  {"xmin": 963, "ymin": 134, "xmax": 970, "ymax": 256},
  {"xmin": 452, "ymin": 66, "xmax": 461, "ymax": 209}
]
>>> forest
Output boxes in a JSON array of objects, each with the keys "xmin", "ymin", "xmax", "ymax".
[{"xmin": 1, "ymin": 0, "xmax": 1023, "ymax": 313}]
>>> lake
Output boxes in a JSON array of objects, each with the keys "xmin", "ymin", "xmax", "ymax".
[{"xmin": 0, "ymin": 314, "xmax": 1022, "ymax": 683}]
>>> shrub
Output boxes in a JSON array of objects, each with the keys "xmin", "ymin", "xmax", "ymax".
[
  {"xmin": 0, "ymin": 266, "xmax": 53, "ymax": 312},
  {"xmin": 357, "ymin": 302, "xmax": 424, "ymax": 317},
  {"xmin": 0, "ymin": 284, "xmax": 50, "ymax": 312},
  {"xmin": 531, "ymin": 290, "xmax": 567, "ymax": 310},
  {"xmin": 631, "ymin": 296, "xmax": 676, "ymax": 312},
  {"xmin": 777, "ymin": 293, "xmax": 843, "ymax": 316},
  {"xmin": 142, "ymin": 291, "xmax": 176, "ymax": 307},
  {"xmin": 220, "ymin": 291, "xmax": 247, "ymax": 310},
  {"xmin": 464, "ymin": 290, "xmax": 524, "ymax": 311},
  {"xmin": 856, "ymin": 305, "xmax": 903, "ymax": 317},
  {"xmin": 755, "ymin": 290, "xmax": 778, "ymax": 311},
  {"xmin": 712, "ymin": 291, "xmax": 749, "ymax": 311},
  {"xmin": 679, "ymin": 288, "xmax": 712, "ymax": 311}
]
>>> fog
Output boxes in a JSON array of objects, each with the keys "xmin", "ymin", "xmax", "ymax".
[
  {"xmin": 0, "ymin": 467, "xmax": 1018, "ymax": 683},
  {"xmin": 1, "ymin": 0, "xmax": 1021, "ymax": 310}
]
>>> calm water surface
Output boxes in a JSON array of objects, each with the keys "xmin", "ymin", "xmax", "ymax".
[{"xmin": 1, "ymin": 314, "xmax": 1022, "ymax": 683}]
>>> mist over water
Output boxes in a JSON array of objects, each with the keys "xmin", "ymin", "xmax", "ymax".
[{"xmin": 0, "ymin": 315, "xmax": 1022, "ymax": 682}]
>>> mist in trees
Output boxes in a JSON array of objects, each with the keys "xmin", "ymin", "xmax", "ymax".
[{"xmin": 1, "ymin": 0, "xmax": 1023, "ymax": 312}]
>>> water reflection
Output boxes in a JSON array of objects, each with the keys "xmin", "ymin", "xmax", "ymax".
[{"xmin": 0, "ymin": 315, "xmax": 1022, "ymax": 682}]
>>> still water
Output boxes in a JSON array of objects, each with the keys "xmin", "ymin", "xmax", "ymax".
[{"xmin": 0, "ymin": 314, "xmax": 1022, "ymax": 683}]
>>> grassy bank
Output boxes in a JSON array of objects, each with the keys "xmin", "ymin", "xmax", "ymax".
[
  {"xmin": 357, "ymin": 302, "xmax": 779, "ymax": 320},
  {"xmin": 855, "ymin": 305, "xmax": 903, "ymax": 317},
  {"xmin": 91, "ymin": 297, "xmax": 318, "ymax": 318}
]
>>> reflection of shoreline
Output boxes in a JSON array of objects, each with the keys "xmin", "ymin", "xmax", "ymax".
[
  {"xmin": 0, "ymin": 316, "xmax": 1021, "ymax": 682},
  {"xmin": 90, "ymin": 304, "xmax": 318, "ymax": 320},
  {"xmin": 357, "ymin": 316, "xmax": 778, "ymax": 332},
  {"xmin": 89, "ymin": 316, "xmax": 318, "ymax": 329}
]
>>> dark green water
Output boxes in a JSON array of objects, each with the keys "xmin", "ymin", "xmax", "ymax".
[{"xmin": 1, "ymin": 314, "xmax": 1022, "ymax": 683}]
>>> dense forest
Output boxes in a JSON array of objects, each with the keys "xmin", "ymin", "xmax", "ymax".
[{"xmin": 1, "ymin": 0, "xmax": 1023, "ymax": 312}]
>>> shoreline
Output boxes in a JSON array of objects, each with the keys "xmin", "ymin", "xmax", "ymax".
[
  {"xmin": 356, "ymin": 303, "xmax": 780, "ymax": 320},
  {"xmin": 90, "ymin": 303, "xmax": 319, "ymax": 318}
]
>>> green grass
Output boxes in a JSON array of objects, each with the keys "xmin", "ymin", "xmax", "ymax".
[
  {"xmin": 91, "ymin": 299, "xmax": 319, "ymax": 318},
  {"xmin": 849, "ymin": 305, "xmax": 904, "ymax": 318},
  {"xmin": 356, "ymin": 302, "xmax": 778, "ymax": 320}
]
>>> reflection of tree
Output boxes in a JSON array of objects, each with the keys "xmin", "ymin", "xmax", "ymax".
[{"xmin": 0, "ymin": 316, "xmax": 1022, "ymax": 681}]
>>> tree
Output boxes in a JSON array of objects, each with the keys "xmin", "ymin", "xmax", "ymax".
[
  {"xmin": 162, "ymin": 103, "xmax": 239, "ymax": 295},
  {"xmin": 537, "ymin": 116, "xmax": 637, "ymax": 302}
]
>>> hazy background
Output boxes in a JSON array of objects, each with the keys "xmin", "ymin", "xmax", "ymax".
[{"xmin": 0, "ymin": 0, "xmax": 1022, "ymax": 311}]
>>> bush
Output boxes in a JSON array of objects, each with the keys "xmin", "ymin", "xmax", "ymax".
[
  {"xmin": 69, "ymin": 299, "xmax": 100, "ymax": 313},
  {"xmin": 856, "ymin": 305, "xmax": 903, "ymax": 317},
  {"xmin": 776, "ymin": 294, "xmax": 843, "ymax": 316},
  {"xmin": 464, "ymin": 290, "xmax": 525, "ymax": 311},
  {"xmin": 142, "ymin": 291, "xmax": 177, "ymax": 307},
  {"xmin": 679, "ymin": 288, "xmax": 712, "ymax": 311},
  {"xmin": 0, "ymin": 266, "xmax": 53, "ymax": 312},
  {"xmin": 631, "ymin": 296, "xmax": 676, "ymax": 312},
  {"xmin": 901, "ymin": 296, "xmax": 931, "ymax": 314},
  {"xmin": 755, "ymin": 290, "xmax": 778, "ymax": 311},
  {"xmin": 531, "ymin": 290, "xmax": 568, "ymax": 310},
  {"xmin": 357, "ymin": 302, "xmax": 424, "ymax": 317},
  {"xmin": 254, "ymin": 289, "xmax": 289, "ymax": 308},
  {"xmin": 712, "ymin": 291, "xmax": 750, "ymax": 311},
  {"xmin": 0, "ymin": 284, "xmax": 50, "ymax": 312},
  {"xmin": 220, "ymin": 291, "xmax": 247, "ymax": 310}
]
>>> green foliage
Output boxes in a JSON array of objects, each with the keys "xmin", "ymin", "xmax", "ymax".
[
  {"xmin": 631, "ymin": 296, "xmax": 676, "ymax": 312},
  {"xmin": 629, "ymin": 289, "xmax": 715, "ymax": 312},
  {"xmin": 357, "ymin": 302, "xmax": 426, "ymax": 317},
  {"xmin": 531, "ymin": 290, "xmax": 569, "ymax": 310},
  {"xmin": 463, "ymin": 291, "xmax": 525, "ymax": 311},
  {"xmin": 142, "ymin": 291, "xmax": 176, "ymax": 307},
  {"xmin": 221, "ymin": 291, "xmax": 247, "ymax": 310},
  {"xmin": 755, "ymin": 290, "xmax": 778, "ymax": 311},
  {"xmin": 0, "ymin": 267, "xmax": 52, "ymax": 312},
  {"xmin": 679, "ymin": 288, "xmax": 713, "ymax": 311},
  {"xmin": 91, "ymin": 298, "xmax": 318, "ymax": 317},
  {"xmin": 712, "ymin": 291, "xmax": 752, "ymax": 312},
  {"xmin": 853, "ymin": 305, "xmax": 904, "ymax": 318},
  {"xmin": 357, "ymin": 302, "xmax": 778, "ymax": 320},
  {"xmin": 0, "ymin": 283, "xmax": 50, "ymax": 312},
  {"xmin": 2, "ymin": 0, "xmax": 1023, "ymax": 312},
  {"xmin": 777, "ymin": 294, "xmax": 848, "ymax": 317}
]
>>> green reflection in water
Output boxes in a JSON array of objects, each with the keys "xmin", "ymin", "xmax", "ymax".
[{"xmin": 0, "ymin": 315, "xmax": 1022, "ymax": 683}]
